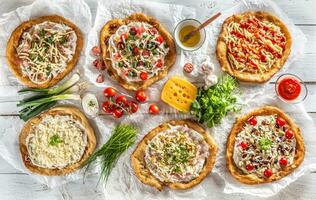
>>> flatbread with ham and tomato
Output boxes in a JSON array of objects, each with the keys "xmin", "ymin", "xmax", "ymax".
[
  {"xmin": 100, "ymin": 13, "xmax": 176, "ymax": 91},
  {"xmin": 226, "ymin": 106, "xmax": 305, "ymax": 184},
  {"xmin": 6, "ymin": 15, "xmax": 83, "ymax": 88}
]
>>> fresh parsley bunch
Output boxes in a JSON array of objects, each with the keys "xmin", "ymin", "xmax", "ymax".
[{"xmin": 191, "ymin": 74, "xmax": 241, "ymax": 128}]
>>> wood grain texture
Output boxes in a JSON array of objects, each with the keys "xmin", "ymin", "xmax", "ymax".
[{"xmin": 0, "ymin": 0, "xmax": 315, "ymax": 199}]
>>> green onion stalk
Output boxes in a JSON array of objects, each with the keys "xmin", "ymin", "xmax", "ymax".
[{"xmin": 18, "ymin": 73, "xmax": 83, "ymax": 121}]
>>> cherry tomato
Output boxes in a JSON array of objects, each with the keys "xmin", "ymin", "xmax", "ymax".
[
  {"xmin": 115, "ymin": 96, "xmax": 129, "ymax": 107},
  {"xmin": 129, "ymin": 101, "xmax": 138, "ymax": 113},
  {"xmin": 91, "ymin": 46, "xmax": 101, "ymax": 56},
  {"xmin": 112, "ymin": 108, "xmax": 123, "ymax": 118},
  {"xmin": 140, "ymin": 71, "xmax": 148, "ymax": 80},
  {"xmin": 142, "ymin": 50, "xmax": 150, "ymax": 58},
  {"xmin": 149, "ymin": 27, "xmax": 158, "ymax": 35},
  {"xmin": 155, "ymin": 35, "xmax": 164, "ymax": 44},
  {"xmin": 149, "ymin": 104, "xmax": 160, "ymax": 114},
  {"xmin": 285, "ymin": 129, "xmax": 294, "ymax": 139},
  {"xmin": 240, "ymin": 141, "xmax": 248, "ymax": 150},
  {"xmin": 132, "ymin": 47, "xmax": 139, "ymax": 55},
  {"xmin": 276, "ymin": 117, "xmax": 286, "ymax": 126},
  {"xmin": 135, "ymin": 90, "xmax": 147, "ymax": 102},
  {"xmin": 246, "ymin": 164, "xmax": 254, "ymax": 171},
  {"xmin": 279, "ymin": 157, "xmax": 288, "ymax": 166},
  {"xmin": 154, "ymin": 59, "xmax": 163, "ymax": 68},
  {"xmin": 103, "ymin": 87, "xmax": 116, "ymax": 97},
  {"xmin": 120, "ymin": 33, "xmax": 128, "ymax": 42},
  {"xmin": 96, "ymin": 74, "xmax": 104, "ymax": 83},
  {"xmin": 248, "ymin": 116, "xmax": 257, "ymax": 126},
  {"xmin": 129, "ymin": 27, "xmax": 137, "ymax": 35},
  {"xmin": 117, "ymin": 42, "xmax": 125, "ymax": 50},
  {"xmin": 102, "ymin": 101, "xmax": 114, "ymax": 113},
  {"xmin": 264, "ymin": 169, "xmax": 273, "ymax": 177}
]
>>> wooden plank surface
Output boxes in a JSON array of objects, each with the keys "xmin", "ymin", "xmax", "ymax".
[{"xmin": 0, "ymin": 0, "xmax": 316, "ymax": 200}]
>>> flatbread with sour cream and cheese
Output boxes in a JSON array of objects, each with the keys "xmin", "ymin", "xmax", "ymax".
[{"xmin": 131, "ymin": 120, "xmax": 217, "ymax": 190}]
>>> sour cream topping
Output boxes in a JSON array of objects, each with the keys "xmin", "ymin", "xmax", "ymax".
[
  {"xmin": 16, "ymin": 21, "xmax": 77, "ymax": 84},
  {"xmin": 145, "ymin": 124, "xmax": 209, "ymax": 183}
]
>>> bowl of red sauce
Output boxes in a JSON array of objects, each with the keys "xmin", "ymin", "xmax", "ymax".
[{"xmin": 275, "ymin": 73, "xmax": 308, "ymax": 104}]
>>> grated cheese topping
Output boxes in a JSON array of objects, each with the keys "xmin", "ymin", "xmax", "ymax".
[
  {"xmin": 16, "ymin": 21, "xmax": 77, "ymax": 84},
  {"xmin": 26, "ymin": 115, "xmax": 87, "ymax": 169}
]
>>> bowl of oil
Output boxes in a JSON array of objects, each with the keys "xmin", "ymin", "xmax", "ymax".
[{"xmin": 174, "ymin": 19, "xmax": 206, "ymax": 51}]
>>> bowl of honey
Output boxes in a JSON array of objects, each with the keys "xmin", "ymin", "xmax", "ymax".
[{"xmin": 174, "ymin": 19, "xmax": 206, "ymax": 51}]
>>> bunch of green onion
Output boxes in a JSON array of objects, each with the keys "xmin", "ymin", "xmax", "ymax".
[{"xmin": 17, "ymin": 73, "xmax": 82, "ymax": 121}]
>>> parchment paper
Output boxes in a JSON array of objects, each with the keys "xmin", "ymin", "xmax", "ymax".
[
  {"xmin": 0, "ymin": 0, "xmax": 314, "ymax": 197},
  {"xmin": 0, "ymin": 0, "xmax": 93, "ymax": 188},
  {"xmin": 84, "ymin": 0, "xmax": 314, "ymax": 198}
]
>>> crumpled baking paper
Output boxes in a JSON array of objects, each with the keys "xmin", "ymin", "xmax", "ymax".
[
  {"xmin": 0, "ymin": 0, "xmax": 313, "ymax": 197},
  {"xmin": 84, "ymin": 0, "xmax": 314, "ymax": 198},
  {"xmin": 0, "ymin": 0, "xmax": 93, "ymax": 188}
]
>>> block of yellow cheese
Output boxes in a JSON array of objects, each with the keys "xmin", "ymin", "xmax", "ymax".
[{"xmin": 161, "ymin": 76, "xmax": 197, "ymax": 112}]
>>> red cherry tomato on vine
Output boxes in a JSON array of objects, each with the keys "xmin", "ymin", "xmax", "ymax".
[
  {"xmin": 149, "ymin": 104, "xmax": 160, "ymax": 114},
  {"xmin": 135, "ymin": 90, "xmax": 147, "ymax": 102},
  {"xmin": 112, "ymin": 108, "xmax": 123, "ymax": 118},
  {"xmin": 129, "ymin": 101, "xmax": 138, "ymax": 113},
  {"xmin": 276, "ymin": 117, "xmax": 286, "ymax": 126},
  {"xmin": 103, "ymin": 87, "xmax": 116, "ymax": 97},
  {"xmin": 102, "ymin": 101, "xmax": 114, "ymax": 113},
  {"xmin": 264, "ymin": 169, "xmax": 273, "ymax": 177},
  {"xmin": 115, "ymin": 96, "xmax": 129, "ymax": 107}
]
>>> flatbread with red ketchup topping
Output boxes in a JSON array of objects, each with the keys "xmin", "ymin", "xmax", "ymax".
[{"xmin": 216, "ymin": 12, "xmax": 292, "ymax": 83}]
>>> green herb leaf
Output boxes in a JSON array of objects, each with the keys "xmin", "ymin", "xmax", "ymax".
[
  {"xmin": 60, "ymin": 36, "xmax": 67, "ymax": 45},
  {"xmin": 49, "ymin": 134, "xmax": 63, "ymax": 146},
  {"xmin": 39, "ymin": 29, "xmax": 46, "ymax": 38},
  {"xmin": 259, "ymin": 138, "xmax": 272, "ymax": 150},
  {"xmin": 190, "ymin": 74, "xmax": 241, "ymax": 128}
]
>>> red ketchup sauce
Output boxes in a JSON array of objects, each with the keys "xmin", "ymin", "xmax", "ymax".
[{"xmin": 277, "ymin": 77, "xmax": 301, "ymax": 101}]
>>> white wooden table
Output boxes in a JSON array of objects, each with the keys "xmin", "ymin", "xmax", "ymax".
[{"xmin": 0, "ymin": 0, "xmax": 315, "ymax": 199}]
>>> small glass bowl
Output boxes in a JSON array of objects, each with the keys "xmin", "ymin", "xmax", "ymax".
[
  {"xmin": 173, "ymin": 19, "xmax": 206, "ymax": 51},
  {"xmin": 275, "ymin": 73, "xmax": 308, "ymax": 104}
]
